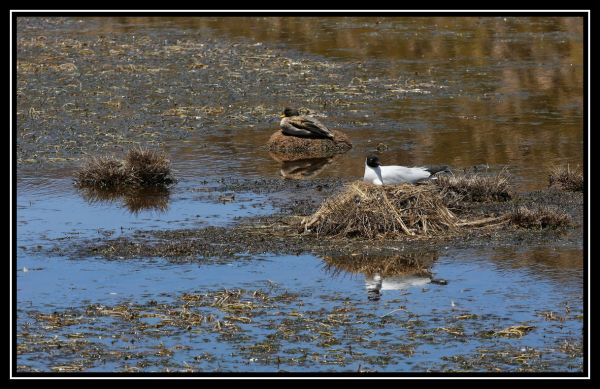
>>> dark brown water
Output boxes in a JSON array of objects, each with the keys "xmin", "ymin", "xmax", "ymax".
[{"xmin": 17, "ymin": 16, "xmax": 584, "ymax": 190}]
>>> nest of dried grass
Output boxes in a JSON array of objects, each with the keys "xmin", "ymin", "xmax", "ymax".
[
  {"xmin": 549, "ymin": 165, "xmax": 583, "ymax": 192},
  {"xmin": 509, "ymin": 206, "xmax": 572, "ymax": 229},
  {"xmin": 434, "ymin": 169, "xmax": 512, "ymax": 203},
  {"xmin": 75, "ymin": 147, "xmax": 175, "ymax": 190},
  {"xmin": 302, "ymin": 181, "xmax": 458, "ymax": 239},
  {"xmin": 267, "ymin": 129, "xmax": 352, "ymax": 154}
]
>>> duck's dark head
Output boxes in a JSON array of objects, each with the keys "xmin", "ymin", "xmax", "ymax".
[
  {"xmin": 281, "ymin": 107, "xmax": 300, "ymax": 118},
  {"xmin": 366, "ymin": 154, "xmax": 381, "ymax": 168}
]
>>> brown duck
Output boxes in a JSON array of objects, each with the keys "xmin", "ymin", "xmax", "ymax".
[{"xmin": 279, "ymin": 108, "xmax": 335, "ymax": 140}]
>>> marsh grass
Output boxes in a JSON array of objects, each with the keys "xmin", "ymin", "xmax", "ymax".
[
  {"xmin": 75, "ymin": 147, "xmax": 175, "ymax": 190},
  {"xmin": 509, "ymin": 206, "xmax": 572, "ymax": 229},
  {"xmin": 434, "ymin": 169, "xmax": 512, "ymax": 203},
  {"xmin": 549, "ymin": 165, "xmax": 583, "ymax": 192}
]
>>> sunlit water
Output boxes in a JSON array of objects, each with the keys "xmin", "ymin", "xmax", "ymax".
[{"xmin": 15, "ymin": 16, "xmax": 584, "ymax": 372}]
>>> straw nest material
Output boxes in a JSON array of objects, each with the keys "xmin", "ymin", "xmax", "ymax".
[
  {"xmin": 74, "ymin": 147, "xmax": 175, "ymax": 190},
  {"xmin": 267, "ymin": 129, "xmax": 352, "ymax": 154},
  {"xmin": 548, "ymin": 165, "xmax": 583, "ymax": 192},
  {"xmin": 302, "ymin": 181, "xmax": 458, "ymax": 239}
]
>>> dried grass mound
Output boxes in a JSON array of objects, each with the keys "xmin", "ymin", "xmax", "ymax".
[
  {"xmin": 124, "ymin": 147, "xmax": 174, "ymax": 187},
  {"xmin": 302, "ymin": 181, "xmax": 458, "ymax": 239},
  {"xmin": 267, "ymin": 129, "xmax": 352, "ymax": 154},
  {"xmin": 74, "ymin": 156, "xmax": 129, "ymax": 189},
  {"xmin": 435, "ymin": 169, "xmax": 512, "ymax": 203},
  {"xmin": 549, "ymin": 165, "xmax": 583, "ymax": 192},
  {"xmin": 75, "ymin": 147, "xmax": 175, "ymax": 190},
  {"xmin": 509, "ymin": 206, "xmax": 572, "ymax": 229}
]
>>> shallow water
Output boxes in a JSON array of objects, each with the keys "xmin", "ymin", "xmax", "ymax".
[
  {"xmin": 15, "ymin": 16, "xmax": 585, "ymax": 373},
  {"xmin": 16, "ymin": 249, "xmax": 583, "ymax": 372}
]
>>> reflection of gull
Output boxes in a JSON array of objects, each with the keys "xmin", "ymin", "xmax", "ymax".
[
  {"xmin": 366, "ymin": 273, "xmax": 431, "ymax": 301},
  {"xmin": 280, "ymin": 157, "xmax": 334, "ymax": 179}
]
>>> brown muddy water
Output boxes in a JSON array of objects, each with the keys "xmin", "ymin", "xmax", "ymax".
[{"xmin": 15, "ymin": 16, "xmax": 585, "ymax": 374}]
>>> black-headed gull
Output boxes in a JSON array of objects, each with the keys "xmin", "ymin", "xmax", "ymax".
[{"xmin": 364, "ymin": 154, "xmax": 449, "ymax": 185}]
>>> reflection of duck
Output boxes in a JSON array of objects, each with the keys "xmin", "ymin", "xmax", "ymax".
[
  {"xmin": 280, "ymin": 107, "xmax": 335, "ymax": 139},
  {"xmin": 364, "ymin": 154, "xmax": 449, "ymax": 185},
  {"xmin": 279, "ymin": 156, "xmax": 334, "ymax": 179},
  {"xmin": 366, "ymin": 273, "xmax": 432, "ymax": 301}
]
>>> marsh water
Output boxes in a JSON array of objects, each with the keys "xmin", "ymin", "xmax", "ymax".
[{"xmin": 15, "ymin": 16, "xmax": 585, "ymax": 373}]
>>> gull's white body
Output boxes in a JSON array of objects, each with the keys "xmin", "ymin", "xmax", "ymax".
[{"xmin": 364, "ymin": 163, "xmax": 433, "ymax": 185}]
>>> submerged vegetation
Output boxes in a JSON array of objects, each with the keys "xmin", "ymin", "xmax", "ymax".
[
  {"xmin": 17, "ymin": 286, "xmax": 583, "ymax": 373},
  {"xmin": 74, "ymin": 147, "xmax": 175, "ymax": 190}
]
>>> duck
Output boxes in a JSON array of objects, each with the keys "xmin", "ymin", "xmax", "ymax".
[
  {"xmin": 363, "ymin": 154, "xmax": 449, "ymax": 185},
  {"xmin": 279, "ymin": 107, "xmax": 335, "ymax": 140}
]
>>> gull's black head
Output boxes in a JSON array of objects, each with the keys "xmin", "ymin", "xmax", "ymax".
[
  {"xmin": 366, "ymin": 155, "xmax": 381, "ymax": 168},
  {"xmin": 282, "ymin": 107, "xmax": 300, "ymax": 117}
]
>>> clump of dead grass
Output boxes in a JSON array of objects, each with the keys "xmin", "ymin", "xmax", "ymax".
[
  {"xmin": 509, "ymin": 206, "xmax": 572, "ymax": 229},
  {"xmin": 434, "ymin": 169, "xmax": 512, "ymax": 203},
  {"xmin": 549, "ymin": 165, "xmax": 583, "ymax": 192},
  {"xmin": 75, "ymin": 147, "xmax": 175, "ymax": 190},
  {"xmin": 302, "ymin": 181, "xmax": 458, "ymax": 239}
]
